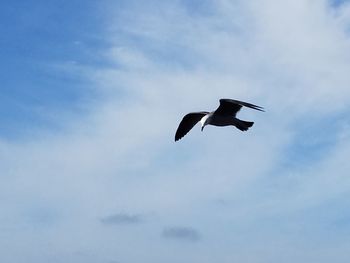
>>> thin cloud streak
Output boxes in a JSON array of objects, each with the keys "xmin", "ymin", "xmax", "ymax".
[
  {"xmin": 100, "ymin": 213, "xmax": 143, "ymax": 225},
  {"xmin": 162, "ymin": 226, "xmax": 201, "ymax": 242}
]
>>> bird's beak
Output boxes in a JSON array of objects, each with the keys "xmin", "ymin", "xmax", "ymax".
[{"xmin": 201, "ymin": 126, "xmax": 204, "ymax": 131}]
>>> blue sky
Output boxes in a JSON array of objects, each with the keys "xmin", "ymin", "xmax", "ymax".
[
  {"xmin": 0, "ymin": 0, "xmax": 107, "ymax": 138},
  {"xmin": 1, "ymin": 0, "xmax": 350, "ymax": 262}
]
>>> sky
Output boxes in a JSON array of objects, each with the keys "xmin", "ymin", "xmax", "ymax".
[{"xmin": 1, "ymin": 0, "xmax": 350, "ymax": 262}]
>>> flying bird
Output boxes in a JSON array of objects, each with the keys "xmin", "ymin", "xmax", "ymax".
[{"xmin": 175, "ymin": 99, "xmax": 264, "ymax": 141}]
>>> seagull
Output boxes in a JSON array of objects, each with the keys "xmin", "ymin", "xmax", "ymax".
[{"xmin": 175, "ymin": 99, "xmax": 264, "ymax": 141}]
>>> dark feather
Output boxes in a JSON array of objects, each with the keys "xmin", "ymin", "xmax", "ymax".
[
  {"xmin": 215, "ymin": 99, "xmax": 264, "ymax": 116},
  {"xmin": 175, "ymin": 112, "xmax": 209, "ymax": 141}
]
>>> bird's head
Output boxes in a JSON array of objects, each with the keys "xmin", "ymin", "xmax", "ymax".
[{"xmin": 200, "ymin": 114, "xmax": 209, "ymax": 132}]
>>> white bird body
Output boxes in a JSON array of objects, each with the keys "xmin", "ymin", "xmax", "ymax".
[{"xmin": 199, "ymin": 114, "xmax": 210, "ymax": 128}]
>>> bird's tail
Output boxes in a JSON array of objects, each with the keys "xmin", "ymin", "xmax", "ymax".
[{"xmin": 235, "ymin": 119, "xmax": 254, "ymax": 131}]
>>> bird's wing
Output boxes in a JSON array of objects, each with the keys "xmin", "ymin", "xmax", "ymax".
[
  {"xmin": 175, "ymin": 112, "xmax": 209, "ymax": 141},
  {"xmin": 214, "ymin": 98, "xmax": 264, "ymax": 116}
]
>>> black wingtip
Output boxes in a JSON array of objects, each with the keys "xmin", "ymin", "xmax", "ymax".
[
  {"xmin": 220, "ymin": 98, "xmax": 265, "ymax": 112},
  {"xmin": 255, "ymin": 107, "xmax": 265, "ymax": 112},
  {"xmin": 246, "ymin": 104, "xmax": 265, "ymax": 112}
]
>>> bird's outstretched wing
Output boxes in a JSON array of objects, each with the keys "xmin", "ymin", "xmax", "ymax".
[
  {"xmin": 175, "ymin": 112, "xmax": 209, "ymax": 141},
  {"xmin": 214, "ymin": 99, "xmax": 264, "ymax": 116}
]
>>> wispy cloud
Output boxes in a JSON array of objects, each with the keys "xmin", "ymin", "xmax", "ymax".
[
  {"xmin": 162, "ymin": 226, "xmax": 201, "ymax": 242},
  {"xmin": 100, "ymin": 213, "xmax": 143, "ymax": 225}
]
